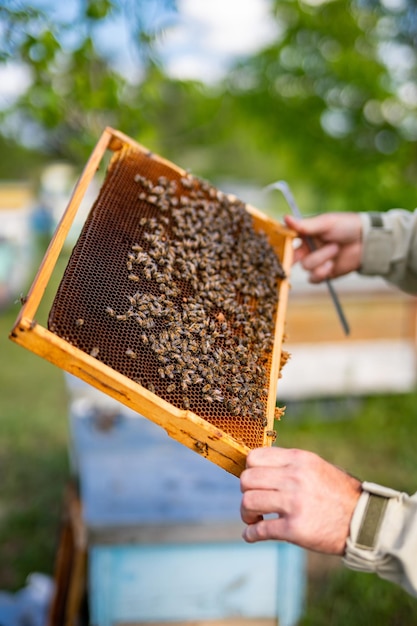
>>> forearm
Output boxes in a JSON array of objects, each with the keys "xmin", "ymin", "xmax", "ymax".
[
  {"xmin": 360, "ymin": 209, "xmax": 417, "ymax": 294},
  {"xmin": 344, "ymin": 481, "xmax": 417, "ymax": 596}
]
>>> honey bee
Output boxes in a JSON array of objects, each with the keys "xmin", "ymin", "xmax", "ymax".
[
  {"xmin": 15, "ymin": 293, "xmax": 27, "ymax": 305},
  {"xmin": 212, "ymin": 389, "xmax": 224, "ymax": 402},
  {"xmin": 165, "ymin": 364, "xmax": 175, "ymax": 378},
  {"xmin": 159, "ymin": 200, "xmax": 170, "ymax": 212},
  {"xmin": 128, "ymin": 273, "xmax": 140, "ymax": 282},
  {"xmin": 125, "ymin": 349, "xmax": 137, "ymax": 359},
  {"xmin": 181, "ymin": 177, "xmax": 193, "ymax": 189},
  {"xmin": 75, "ymin": 318, "xmax": 84, "ymax": 327},
  {"xmin": 166, "ymin": 383, "xmax": 176, "ymax": 393},
  {"xmin": 90, "ymin": 347, "xmax": 99, "ymax": 358},
  {"xmin": 266, "ymin": 430, "xmax": 277, "ymax": 442},
  {"xmin": 159, "ymin": 330, "xmax": 169, "ymax": 342},
  {"xmin": 274, "ymin": 406, "xmax": 284, "ymax": 421},
  {"xmin": 168, "ymin": 329, "xmax": 179, "ymax": 342},
  {"xmin": 105, "ymin": 307, "xmax": 115, "ymax": 317}
]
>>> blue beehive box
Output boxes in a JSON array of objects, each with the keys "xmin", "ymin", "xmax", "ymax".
[
  {"xmin": 67, "ymin": 379, "xmax": 306, "ymax": 626},
  {"xmin": 90, "ymin": 540, "xmax": 305, "ymax": 626}
]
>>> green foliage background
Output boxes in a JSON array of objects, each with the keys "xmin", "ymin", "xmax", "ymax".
[{"xmin": 1, "ymin": 0, "xmax": 417, "ymax": 212}]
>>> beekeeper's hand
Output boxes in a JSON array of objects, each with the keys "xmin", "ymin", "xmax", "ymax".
[
  {"xmin": 284, "ymin": 212, "xmax": 362, "ymax": 284},
  {"xmin": 240, "ymin": 447, "xmax": 361, "ymax": 555}
]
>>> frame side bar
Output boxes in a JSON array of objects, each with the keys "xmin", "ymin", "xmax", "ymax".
[{"xmin": 13, "ymin": 128, "xmax": 114, "ymax": 325}]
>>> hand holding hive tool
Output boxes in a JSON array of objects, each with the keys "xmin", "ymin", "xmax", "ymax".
[{"xmin": 264, "ymin": 180, "xmax": 350, "ymax": 336}]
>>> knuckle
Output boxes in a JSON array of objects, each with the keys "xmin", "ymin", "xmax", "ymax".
[
  {"xmin": 239, "ymin": 470, "xmax": 250, "ymax": 491},
  {"xmin": 240, "ymin": 491, "xmax": 253, "ymax": 512},
  {"xmin": 285, "ymin": 448, "xmax": 322, "ymax": 479},
  {"xmin": 246, "ymin": 447, "xmax": 265, "ymax": 467}
]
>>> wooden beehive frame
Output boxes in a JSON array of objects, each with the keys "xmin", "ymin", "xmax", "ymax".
[{"xmin": 9, "ymin": 127, "xmax": 294, "ymax": 477}]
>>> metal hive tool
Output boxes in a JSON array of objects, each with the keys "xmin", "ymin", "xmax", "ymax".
[{"xmin": 9, "ymin": 128, "xmax": 294, "ymax": 476}]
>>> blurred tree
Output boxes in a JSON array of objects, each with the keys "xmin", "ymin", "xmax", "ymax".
[
  {"xmin": 118, "ymin": 0, "xmax": 417, "ymax": 214},
  {"xmin": 0, "ymin": 0, "xmax": 416, "ymax": 214},
  {"xmin": 0, "ymin": 0, "xmax": 178, "ymax": 162},
  {"xmin": 210, "ymin": 0, "xmax": 417, "ymax": 213}
]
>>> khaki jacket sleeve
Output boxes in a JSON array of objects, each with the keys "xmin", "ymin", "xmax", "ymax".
[
  {"xmin": 360, "ymin": 210, "xmax": 417, "ymax": 294},
  {"xmin": 343, "ymin": 482, "xmax": 417, "ymax": 596}
]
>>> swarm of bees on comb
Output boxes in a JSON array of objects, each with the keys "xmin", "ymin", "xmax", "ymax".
[
  {"xmin": 48, "ymin": 146, "xmax": 286, "ymax": 445},
  {"xmin": 107, "ymin": 171, "xmax": 284, "ymax": 423}
]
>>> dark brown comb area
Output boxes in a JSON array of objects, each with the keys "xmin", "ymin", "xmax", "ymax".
[{"xmin": 48, "ymin": 145, "xmax": 285, "ymax": 447}]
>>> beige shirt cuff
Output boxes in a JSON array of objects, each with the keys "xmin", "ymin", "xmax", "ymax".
[
  {"xmin": 359, "ymin": 213, "xmax": 394, "ymax": 275},
  {"xmin": 343, "ymin": 482, "xmax": 417, "ymax": 597}
]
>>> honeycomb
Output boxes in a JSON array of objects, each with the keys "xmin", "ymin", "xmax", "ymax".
[{"xmin": 48, "ymin": 144, "xmax": 286, "ymax": 448}]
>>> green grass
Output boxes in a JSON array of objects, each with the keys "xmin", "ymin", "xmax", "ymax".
[
  {"xmin": 0, "ymin": 321, "xmax": 69, "ymax": 588},
  {"xmin": 1, "ymin": 240, "xmax": 417, "ymax": 622},
  {"xmin": 0, "ymin": 241, "xmax": 70, "ymax": 589}
]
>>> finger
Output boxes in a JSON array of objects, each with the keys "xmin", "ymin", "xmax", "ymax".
[
  {"xmin": 240, "ymin": 466, "xmax": 290, "ymax": 495},
  {"xmin": 240, "ymin": 509, "xmax": 264, "ymax": 525},
  {"xmin": 246, "ymin": 447, "xmax": 283, "ymax": 467},
  {"xmin": 308, "ymin": 262, "xmax": 334, "ymax": 283},
  {"xmin": 242, "ymin": 517, "xmax": 288, "ymax": 543},
  {"xmin": 284, "ymin": 214, "xmax": 303, "ymax": 234},
  {"xmin": 292, "ymin": 240, "xmax": 311, "ymax": 264},
  {"xmin": 284, "ymin": 213, "xmax": 331, "ymax": 239},
  {"xmin": 245, "ymin": 446, "xmax": 295, "ymax": 469},
  {"xmin": 240, "ymin": 467, "xmax": 273, "ymax": 492},
  {"xmin": 300, "ymin": 243, "xmax": 339, "ymax": 273},
  {"xmin": 241, "ymin": 488, "xmax": 286, "ymax": 522}
]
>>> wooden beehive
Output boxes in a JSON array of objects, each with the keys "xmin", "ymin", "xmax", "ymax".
[{"xmin": 9, "ymin": 127, "xmax": 294, "ymax": 476}]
